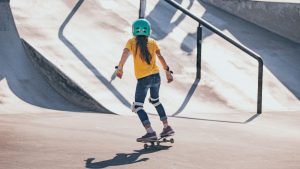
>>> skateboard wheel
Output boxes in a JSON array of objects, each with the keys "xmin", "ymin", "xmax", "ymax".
[
  {"xmin": 170, "ymin": 138, "xmax": 174, "ymax": 143},
  {"xmin": 144, "ymin": 144, "xmax": 148, "ymax": 149},
  {"xmin": 163, "ymin": 138, "xmax": 167, "ymax": 142}
]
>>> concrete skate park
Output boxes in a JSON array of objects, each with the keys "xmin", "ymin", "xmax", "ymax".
[{"xmin": 1, "ymin": 0, "xmax": 300, "ymax": 168}]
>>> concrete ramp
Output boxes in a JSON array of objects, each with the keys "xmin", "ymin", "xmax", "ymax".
[
  {"xmin": 9, "ymin": 0, "xmax": 300, "ymax": 118},
  {"xmin": 0, "ymin": 1, "xmax": 100, "ymax": 113},
  {"xmin": 2, "ymin": 1, "xmax": 300, "ymax": 168},
  {"xmin": 0, "ymin": 2, "xmax": 77, "ymax": 113}
]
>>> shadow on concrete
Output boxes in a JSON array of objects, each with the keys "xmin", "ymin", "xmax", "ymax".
[
  {"xmin": 180, "ymin": 22, "xmax": 225, "ymax": 54},
  {"xmin": 243, "ymin": 113, "xmax": 260, "ymax": 123},
  {"xmin": 85, "ymin": 146, "xmax": 171, "ymax": 168},
  {"xmin": 147, "ymin": 0, "xmax": 194, "ymax": 41},
  {"xmin": 0, "ymin": 54, "xmax": 85, "ymax": 112},
  {"xmin": 148, "ymin": 0, "xmax": 300, "ymax": 117},
  {"xmin": 0, "ymin": 51, "xmax": 85, "ymax": 112},
  {"xmin": 146, "ymin": 0, "xmax": 233, "ymax": 116},
  {"xmin": 58, "ymin": 0, "xmax": 131, "ymax": 108},
  {"xmin": 172, "ymin": 78, "xmax": 200, "ymax": 116},
  {"xmin": 0, "ymin": 76, "xmax": 3, "ymax": 104},
  {"xmin": 171, "ymin": 113, "xmax": 260, "ymax": 124},
  {"xmin": 196, "ymin": 0, "xmax": 300, "ymax": 99},
  {"xmin": 0, "ymin": 2, "xmax": 84, "ymax": 112},
  {"xmin": 146, "ymin": 0, "xmax": 223, "ymax": 54},
  {"xmin": 146, "ymin": 0, "xmax": 211, "ymax": 116}
]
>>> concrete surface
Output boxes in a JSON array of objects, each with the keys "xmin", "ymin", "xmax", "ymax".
[
  {"xmin": 22, "ymin": 40, "xmax": 111, "ymax": 113},
  {"xmin": 10, "ymin": 0, "xmax": 300, "ymax": 117},
  {"xmin": 203, "ymin": 0, "xmax": 300, "ymax": 44},
  {"xmin": 0, "ymin": 1, "xmax": 111, "ymax": 114},
  {"xmin": 0, "ymin": 1, "xmax": 84, "ymax": 113},
  {"xmin": 253, "ymin": 0, "xmax": 300, "ymax": 3},
  {"xmin": 1, "ymin": 0, "xmax": 300, "ymax": 168},
  {"xmin": 0, "ymin": 111, "xmax": 300, "ymax": 169}
]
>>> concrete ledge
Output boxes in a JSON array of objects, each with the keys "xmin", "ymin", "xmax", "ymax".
[
  {"xmin": 202, "ymin": 0, "xmax": 300, "ymax": 44},
  {"xmin": 22, "ymin": 39, "xmax": 113, "ymax": 114}
]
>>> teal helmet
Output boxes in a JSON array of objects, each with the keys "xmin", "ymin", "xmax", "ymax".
[{"xmin": 132, "ymin": 19, "xmax": 151, "ymax": 36}]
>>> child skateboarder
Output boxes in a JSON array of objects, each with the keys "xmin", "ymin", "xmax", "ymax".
[{"xmin": 116, "ymin": 18, "xmax": 175, "ymax": 142}]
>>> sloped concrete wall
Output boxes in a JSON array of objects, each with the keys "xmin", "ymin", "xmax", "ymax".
[
  {"xmin": 22, "ymin": 40, "xmax": 113, "ymax": 114},
  {"xmin": 203, "ymin": 0, "xmax": 300, "ymax": 44}
]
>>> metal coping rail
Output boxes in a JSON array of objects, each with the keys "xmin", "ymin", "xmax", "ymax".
[{"xmin": 164, "ymin": 0, "xmax": 263, "ymax": 114}]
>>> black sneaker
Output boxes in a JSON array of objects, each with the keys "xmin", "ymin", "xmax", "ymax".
[
  {"xmin": 136, "ymin": 132, "xmax": 157, "ymax": 142},
  {"xmin": 160, "ymin": 126, "xmax": 175, "ymax": 137}
]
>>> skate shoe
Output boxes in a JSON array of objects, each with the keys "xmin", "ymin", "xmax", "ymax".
[
  {"xmin": 136, "ymin": 132, "xmax": 157, "ymax": 142},
  {"xmin": 160, "ymin": 126, "xmax": 175, "ymax": 137}
]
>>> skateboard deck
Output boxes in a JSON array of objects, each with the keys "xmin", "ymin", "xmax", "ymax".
[{"xmin": 137, "ymin": 134, "xmax": 174, "ymax": 149}]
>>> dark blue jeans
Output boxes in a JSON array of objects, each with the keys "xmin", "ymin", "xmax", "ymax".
[{"xmin": 133, "ymin": 73, "xmax": 167, "ymax": 126}]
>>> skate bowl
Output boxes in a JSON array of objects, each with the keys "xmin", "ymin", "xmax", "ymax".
[
  {"xmin": 0, "ymin": 1, "xmax": 111, "ymax": 113},
  {"xmin": 2, "ymin": 0, "xmax": 300, "ymax": 119},
  {"xmin": 1, "ymin": 1, "xmax": 300, "ymax": 169}
]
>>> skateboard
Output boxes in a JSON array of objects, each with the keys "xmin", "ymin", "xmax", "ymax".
[{"xmin": 137, "ymin": 134, "xmax": 174, "ymax": 149}]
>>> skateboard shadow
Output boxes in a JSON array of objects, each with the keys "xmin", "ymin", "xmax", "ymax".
[{"xmin": 85, "ymin": 145, "xmax": 171, "ymax": 168}]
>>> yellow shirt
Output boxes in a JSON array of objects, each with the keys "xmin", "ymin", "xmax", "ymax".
[{"xmin": 125, "ymin": 37, "xmax": 160, "ymax": 79}]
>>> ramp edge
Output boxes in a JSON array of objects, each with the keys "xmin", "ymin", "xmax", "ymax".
[{"xmin": 21, "ymin": 39, "xmax": 114, "ymax": 114}]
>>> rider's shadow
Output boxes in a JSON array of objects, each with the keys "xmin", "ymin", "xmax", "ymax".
[{"xmin": 85, "ymin": 145, "xmax": 171, "ymax": 168}]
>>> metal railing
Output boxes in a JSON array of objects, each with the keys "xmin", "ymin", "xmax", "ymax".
[
  {"xmin": 139, "ymin": 0, "xmax": 263, "ymax": 114},
  {"xmin": 139, "ymin": 0, "xmax": 146, "ymax": 18}
]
